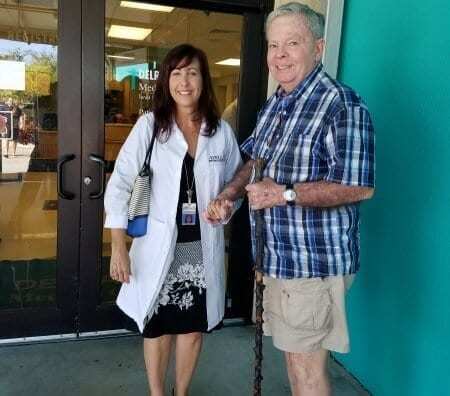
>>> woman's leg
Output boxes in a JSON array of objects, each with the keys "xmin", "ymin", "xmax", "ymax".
[
  {"xmin": 174, "ymin": 332, "xmax": 203, "ymax": 396},
  {"xmin": 143, "ymin": 334, "xmax": 173, "ymax": 396}
]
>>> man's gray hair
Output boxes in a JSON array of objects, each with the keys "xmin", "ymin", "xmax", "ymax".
[{"xmin": 266, "ymin": 2, "xmax": 325, "ymax": 40}]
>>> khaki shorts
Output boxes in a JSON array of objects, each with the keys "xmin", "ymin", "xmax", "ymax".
[{"xmin": 258, "ymin": 275, "xmax": 355, "ymax": 354}]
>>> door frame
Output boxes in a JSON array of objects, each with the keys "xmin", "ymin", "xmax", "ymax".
[
  {"xmin": 77, "ymin": 0, "xmax": 274, "ymax": 333},
  {"xmin": 78, "ymin": 0, "xmax": 272, "ymax": 332},
  {"xmin": 0, "ymin": 0, "xmax": 272, "ymax": 340},
  {"xmin": 78, "ymin": 0, "xmax": 273, "ymax": 333}
]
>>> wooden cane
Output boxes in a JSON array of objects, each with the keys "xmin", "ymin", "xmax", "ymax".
[{"xmin": 252, "ymin": 158, "xmax": 265, "ymax": 396}]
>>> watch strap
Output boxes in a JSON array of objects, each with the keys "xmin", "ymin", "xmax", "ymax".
[{"xmin": 285, "ymin": 183, "xmax": 295, "ymax": 206}]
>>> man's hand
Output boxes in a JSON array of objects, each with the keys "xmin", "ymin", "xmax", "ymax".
[
  {"xmin": 203, "ymin": 198, "xmax": 234, "ymax": 224},
  {"xmin": 246, "ymin": 177, "xmax": 285, "ymax": 210}
]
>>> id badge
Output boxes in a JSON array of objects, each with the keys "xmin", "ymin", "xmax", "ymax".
[{"xmin": 182, "ymin": 203, "xmax": 197, "ymax": 225}]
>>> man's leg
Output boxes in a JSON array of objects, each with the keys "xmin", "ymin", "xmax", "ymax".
[
  {"xmin": 285, "ymin": 349, "xmax": 330, "ymax": 396},
  {"xmin": 174, "ymin": 332, "xmax": 203, "ymax": 396},
  {"xmin": 143, "ymin": 334, "xmax": 173, "ymax": 396}
]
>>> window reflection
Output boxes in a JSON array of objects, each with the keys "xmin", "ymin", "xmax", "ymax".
[{"xmin": 104, "ymin": 2, "xmax": 242, "ymax": 162}]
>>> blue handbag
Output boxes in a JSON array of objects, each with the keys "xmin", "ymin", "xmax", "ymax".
[{"xmin": 126, "ymin": 127, "xmax": 157, "ymax": 237}]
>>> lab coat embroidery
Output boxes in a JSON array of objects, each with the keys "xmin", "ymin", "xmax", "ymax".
[{"xmin": 209, "ymin": 154, "xmax": 225, "ymax": 162}]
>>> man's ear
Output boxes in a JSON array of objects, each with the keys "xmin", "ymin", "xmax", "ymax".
[{"xmin": 315, "ymin": 38, "xmax": 325, "ymax": 62}]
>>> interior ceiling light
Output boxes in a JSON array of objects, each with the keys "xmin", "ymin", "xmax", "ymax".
[
  {"xmin": 105, "ymin": 43, "xmax": 133, "ymax": 49},
  {"xmin": 107, "ymin": 55, "xmax": 135, "ymax": 60},
  {"xmin": 215, "ymin": 58, "xmax": 240, "ymax": 66},
  {"xmin": 120, "ymin": 1, "xmax": 174, "ymax": 12},
  {"xmin": 108, "ymin": 25, "xmax": 152, "ymax": 41}
]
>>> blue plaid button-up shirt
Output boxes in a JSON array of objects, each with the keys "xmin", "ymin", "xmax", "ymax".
[{"xmin": 241, "ymin": 64, "xmax": 375, "ymax": 278}]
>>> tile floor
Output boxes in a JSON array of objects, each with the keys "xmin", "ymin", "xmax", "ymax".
[{"xmin": 0, "ymin": 325, "xmax": 370, "ymax": 396}]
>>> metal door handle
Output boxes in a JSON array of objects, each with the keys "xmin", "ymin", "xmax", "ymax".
[
  {"xmin": 57, "ymin": 154, "xmax": 76, "ymax": 200},
  {"xmin": 89, "ymin": 154, "xmax": 106, "ymax": 199}
]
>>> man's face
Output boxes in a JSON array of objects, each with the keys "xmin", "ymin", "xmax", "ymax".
[{"xmin": 267, "ymin": 14, "xmax": 324, "ymax": 93}]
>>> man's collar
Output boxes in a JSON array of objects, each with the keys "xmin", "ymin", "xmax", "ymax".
[{"xmin": 275, "ymin": 63, "xmax": 323, "ymax": 101}]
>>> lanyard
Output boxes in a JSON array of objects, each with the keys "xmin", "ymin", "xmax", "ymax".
[{"xmin": 183, "ymin": 159, "xmax": 195, "ymax": 204}]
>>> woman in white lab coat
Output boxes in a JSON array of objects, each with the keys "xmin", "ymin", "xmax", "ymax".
[{"xmin": 104, "ymin": 44, "xmax": 242, "ymax": 396}]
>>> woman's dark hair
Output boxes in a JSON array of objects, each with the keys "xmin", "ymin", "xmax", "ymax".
[{"xmin": 152, "ymin": 44, "xmax": 220, "ymax": 139}]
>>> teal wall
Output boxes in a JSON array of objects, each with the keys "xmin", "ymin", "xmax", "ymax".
[{"xmin": 336, "ymin": 1, "xmax": 450, "ymax": 395}]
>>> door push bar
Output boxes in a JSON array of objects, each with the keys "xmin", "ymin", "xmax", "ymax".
[
  {"xmin": 57, "ymin": 154, "xmax": 76, "ymax": 200},
  {"xmin": 88, "ymin": 154, "xmax": 106, "ymax": 199}
]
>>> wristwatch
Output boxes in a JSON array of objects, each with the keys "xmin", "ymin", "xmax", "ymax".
[{"xmin": 283, "ymin": 183, "xmax": 297, "ymax": 206}]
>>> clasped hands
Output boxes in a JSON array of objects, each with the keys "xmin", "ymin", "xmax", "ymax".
[{"xmin": 203, "ymin": 177, "xmax": 285, "ymax": 224}]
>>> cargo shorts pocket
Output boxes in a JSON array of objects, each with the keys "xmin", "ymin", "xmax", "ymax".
[{"xmin": 280, "ymin": 282, "xmax": 332, "ymax": 332}]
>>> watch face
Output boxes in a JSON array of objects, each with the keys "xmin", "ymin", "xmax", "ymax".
[{"xmin": 284, "ymin": 189, "xmax": 296, "ymax": 201}]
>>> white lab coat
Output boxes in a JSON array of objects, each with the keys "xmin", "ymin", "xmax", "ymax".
[{"xmin": 104, "ymin": 113, "xmax": 242, "ymax": 332}]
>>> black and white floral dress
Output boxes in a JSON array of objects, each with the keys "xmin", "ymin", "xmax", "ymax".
[{"xmin": 142, "ymin": 153, "xmax": 209, "ymax": 338}]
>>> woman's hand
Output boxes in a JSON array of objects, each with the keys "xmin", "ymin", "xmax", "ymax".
[
  {"xmin": 109, "ymin": 229, "xmax": 131, "ymax": 283},
  {"xmin": 203, "ymin": 198, "xmax": 234, "ymax": 224}
]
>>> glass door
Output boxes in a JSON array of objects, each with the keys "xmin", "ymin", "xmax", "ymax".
[
  {"xmin": 0, "ymin": 0, "xmax": 269, "ymax": 339},
  {"xmin": 78, "ymin": 0, "xmax": 269, "ymax": 333},
  {"xmin": 0, "ymin": 0, "xmax": 82, "ymax": 339}
]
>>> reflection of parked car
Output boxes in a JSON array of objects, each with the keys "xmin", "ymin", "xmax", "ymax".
[{"xmin": 42, "ymin": 112, "xmax": 57, "ymax": 130}]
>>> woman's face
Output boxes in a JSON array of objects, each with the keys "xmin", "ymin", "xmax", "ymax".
[{"xmin": 169, "ymin": 57, "xmax": 203, "ymax": 112}]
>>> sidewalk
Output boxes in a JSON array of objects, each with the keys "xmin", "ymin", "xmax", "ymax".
[{"xmin": 0, "ymin": 325, "xmax": 369, "ymax": 395}]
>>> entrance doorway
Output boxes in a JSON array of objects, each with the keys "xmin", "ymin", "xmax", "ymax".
[{"xmin": 0, "ymin": 0, "xmax": 270, "ymax": 339}]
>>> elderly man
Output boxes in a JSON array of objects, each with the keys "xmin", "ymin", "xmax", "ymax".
[{"xmin": 205, "ymin": 2, "xmax": 375, "ymax": 395}]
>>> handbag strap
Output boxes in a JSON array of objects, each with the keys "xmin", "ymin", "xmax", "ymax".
[{"xmin": 142, "ymin": 122, "xmax": 158, "ymax": 171}]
